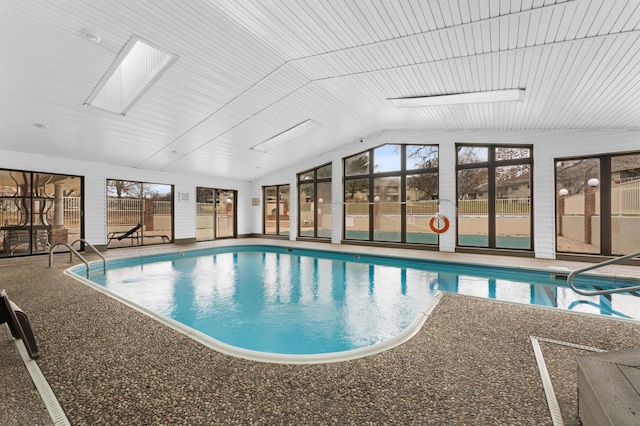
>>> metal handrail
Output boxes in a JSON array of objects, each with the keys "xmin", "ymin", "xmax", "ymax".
[
  {"xmin": 70, "ymin": 238, "xmax": 106, "ymax": 272},
  {"xmin": 48, "ymin": 242, "xmax": 92, "ymax": 278},
  {"xmin": 567, "ymin": 251, "xmax": 640, "ymax": 296}
]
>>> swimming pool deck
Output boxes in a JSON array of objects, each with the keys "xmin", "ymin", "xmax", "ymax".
[{"xmin": 2, "ymin": 239, "xmax": 640, "ymax": 425}]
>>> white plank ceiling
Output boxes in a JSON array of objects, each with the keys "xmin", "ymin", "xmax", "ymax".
[{"xmin": 1, "ymin": 0, "xmax": 640, "ymax": 180}]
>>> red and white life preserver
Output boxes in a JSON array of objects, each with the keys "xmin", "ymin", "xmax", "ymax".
[{"xmin": 429, "ymin": 213, "xmax": 450, "ymax": 234}]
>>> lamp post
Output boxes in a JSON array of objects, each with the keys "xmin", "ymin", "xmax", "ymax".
[
  {"xmin": 373, "ymin": 195, "xmax": 380, "ymax": 231},
  {"xmin": 584, "ymin": 178, "xmax": 599, "ymax": 245},
  {"xmin": 557, "ymin": 188, "xmax": 568, "ymax": 237}
]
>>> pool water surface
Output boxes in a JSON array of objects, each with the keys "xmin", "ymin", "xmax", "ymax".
[{"xmin": 69, "ymin": 245, "xmax": 640, "ymax": 361}]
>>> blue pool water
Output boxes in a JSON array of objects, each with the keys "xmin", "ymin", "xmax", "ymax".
[{"xmin": 71, "ymin": 245, "xmax": 640, "ymax": 357}]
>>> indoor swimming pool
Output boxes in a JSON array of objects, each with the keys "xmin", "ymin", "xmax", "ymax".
[{"xmin": 68, "ymin": 245, "xmax": 640, "ymax": 362}]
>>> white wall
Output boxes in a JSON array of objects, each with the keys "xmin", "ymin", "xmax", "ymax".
[
  {"xmin": 250, "ymin": 129, "xmax": 640, "ymax": 259},
  {"xmin": 0, "ymin": 149, "xmax": 251, "ymax": 246},
  {"xmin": 4, "ymin": 129, "xmax": 639, "ymax": 257}
]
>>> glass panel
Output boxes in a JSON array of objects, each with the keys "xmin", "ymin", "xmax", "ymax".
[
  {"xmin": 31, "ymin": 177, "xmax": 50, "ymax": 254},
  {"xmin": 0, "ymin": 171, "xmax": 29, "ymax": 257},
  {"xmin": 406, "ymin": 173, "xmax": 439, "ymax": 244},
  {"xmin": 345, "ymin": 178, "xmax": 369, "ymax": 240},
  {"xmin": 407, "ymin": 145, "xmax": 438, "ymax": 170},
  {"xmin": 1, "ymin": 171, "xmax": 82, "ymax": 257},
  {"xmin": 373, "ymin": 177, "xmax": 401, "ymax": 242},
  {"xmin": 555, "ymin": 158, "xmax": 600, "ymax": 254},
  {"xmin": 107, "ymin": 180, "xmax": 143, "ymax": 248},
  {"xmin": 58, "ymin": 176, "xmax": 82, "ymax": 247},
  {"xmin": 264, "ymin": 186, "xmax": 277, "ymax": 235},
  {"xmin": 317, "ymin": 164, "xmax": 332, "ymax": 179},
  {"xmin": 457, "ymin": 146, "xmax": 488, "ymax": 164},
  {"xmin": 457, "ymin": 168, "xmax": 489, "ymax": 247},
  {"xmin": 611, "ymin": 154, "xmax": 640, "ymax": 255},
  {"xmin": 374, "ymin": 145, "xmax": 401, "ymax": 173},
  {"xmin": 299, "ymin": 171, "xmax": 314, "ymax": 182},
  {"xmin": 495, "ymin": 165, "xmax": 531, "ymax": 249},
  {"xmin": 278, "ymin": 185, "xmax": 290, "ymax": 236},
  {"xmin": 33, "ymin": 174, "xmax": 81, "ymax": 253},
  {"xmin": 196, "ymin": 187, "xmax": 214, "ymax": 241},
  {"xmin": 142, "ymin": 184, "xmax": 173, "ymax": 246},
  {"xmin": 299, "ymin": 182, "xmax": 314, "ymax": 237},
  {"xmin": 317, "ymin": 182, "xmax": 332, "ymax": 238},
  {"xmin": 216, "ymin": 190, "xmax": 235, "ymax": 238},
  {"xmin": 344, "ymin": 152, "xmax": 369, "ymax": 176},
  {"xmin": 495, "ymin": 147, "xmax": 530, "ymax": 161}
]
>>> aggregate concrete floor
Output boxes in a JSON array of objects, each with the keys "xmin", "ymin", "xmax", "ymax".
[{"xmin": 2, "ymin": 240, "xmax": 640, "ymax": 425}]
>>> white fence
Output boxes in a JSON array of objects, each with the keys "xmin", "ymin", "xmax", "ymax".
[{"xmin": 563, "ymin": 179, "xmax": 640, "ymax": 215}]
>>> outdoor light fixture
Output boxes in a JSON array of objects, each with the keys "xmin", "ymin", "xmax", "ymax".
[
  {"xmin": 250, "ymin": 120, "xmax": 321, "ymax": 153},
  {"xmin": 389, "ymin": 89, "xmax": 525, "ymax": 108},
  {"xmin": 558, "ymin": 188, "xmax": 569, "ymax": 196},
  {"xmin": 85, "ymin": 35, "xmax": 178, "ymax": 115},
  {"xmin": 587, "ymin": 178, "xmax": 600, "ymax": 187}
]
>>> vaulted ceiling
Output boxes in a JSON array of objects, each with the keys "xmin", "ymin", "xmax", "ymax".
[{"xmin": 1, "ymin": 0, "xmax": 639, "ymax": 181}]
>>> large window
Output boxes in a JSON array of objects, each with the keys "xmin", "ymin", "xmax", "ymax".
[
  {"xmin": 344, "ymin": 144, "xmax": 439, "ymax": 244},
  {"xmin": 556, "ymin": 152, "xmax": 640, "ymax": 256},
  {"xmin": 106, "ymin": 180, "xmax": 173, "ymax": 247},
  {"xmin": 263, "ymin": 185, "xmax": 289, "ymax": 236},
  {"xmin": 456, "ymin": 145, "xmax": 532, "ymax": 250},
  {"xmin": 298, "ymin": 164, "xmax": 332, "ymax": 239},
  {"xmin": 0, "ymin": 169, "xmax": 82, "ymax": 257},
  {"xmin": 196, "ymin": 187, "xmax": 236, "ymax": 241}
]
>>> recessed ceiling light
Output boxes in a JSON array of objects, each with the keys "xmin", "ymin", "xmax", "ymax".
[
  {"xmin": 79, "ymin": 29, "xmax": 101, "ymax": 43},
  {"xmin": 389, "ymin": 89, "xmax": 525, "ymax": 107},
  {"xmin": 33, "ymin": 123, "xmax": 49, "ymax": 129}
]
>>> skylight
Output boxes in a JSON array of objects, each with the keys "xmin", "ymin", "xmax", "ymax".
[
  {"xmin": 85, "ymin": 35, "xmax": 178, "ymax": 115},
  {"xmin": 250, "ymin": 120, "xmax": 322, "ymax": 153},
  {"xmin": 389, "ymin": 89, "xmax": 525, "ymax": 107}
]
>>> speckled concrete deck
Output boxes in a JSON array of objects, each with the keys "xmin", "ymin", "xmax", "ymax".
[{"xmin": 2, "ymin": 240, "xmax": 640, "ymax": 425}]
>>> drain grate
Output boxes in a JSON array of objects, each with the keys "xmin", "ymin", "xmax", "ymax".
[
  {"xmin": 15, "ymin": 339, "xmax": 70, "ymax": 426},
  {"xmin": 529, "ymin": 336, "xmax": 605, "ymax": 426}
]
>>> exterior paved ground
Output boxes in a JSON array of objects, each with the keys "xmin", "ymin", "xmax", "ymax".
[{"xmin": 1, "ymin": 240, "xmax": 640, "ymax": 425}]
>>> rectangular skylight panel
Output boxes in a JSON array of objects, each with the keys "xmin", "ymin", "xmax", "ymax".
[
  {"xmin": 85, "ymin": 36, "xmax": 178, "ymax": 115},
  {"xmin": 389, "ymin": 89, "xmax": 525, "ymax": 107},
  {"xmin": 251, "ymin": 120, "xmax": 321, "ymax": 153}
]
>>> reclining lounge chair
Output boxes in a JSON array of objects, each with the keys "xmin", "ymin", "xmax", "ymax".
[
  {"xmin": 107, "ymin": 223, "xmax": 142, "ymax": 246},
  {"xmin": 0, "ymin": 290, "xmax": 40, "ymax": 359}
]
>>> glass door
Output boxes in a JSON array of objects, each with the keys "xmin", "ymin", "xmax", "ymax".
[
  {"xmin": 555, "ymin": 158, "xmax": 601, "ymax": 254},
  {"xmin": 196, "ymin": 187, "xmax": 215, "ymax": 241},
  {"xmin": 215, "ymin": 190, "xmax": 236, "ymax": 238},
  {"xmin": 1, "ymin": 169, "xmax": 82, "ymax": 257},
  {"xmin": 107, "ymin": 180, "xmax": 173, "ymax": 248}
]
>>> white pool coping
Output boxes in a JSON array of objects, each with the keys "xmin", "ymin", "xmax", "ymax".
[{"xmin": 65, "ymin": 264, "xmax": 443, "ymax": 365}]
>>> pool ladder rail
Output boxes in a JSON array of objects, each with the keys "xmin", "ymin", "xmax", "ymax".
[
  {"xmin": 48, "ymin": 239, "xmax": 106, "ymax": 278},
  {"xmin": 567, "ymin": 251, "xmax": 640, "ymax": 296}
]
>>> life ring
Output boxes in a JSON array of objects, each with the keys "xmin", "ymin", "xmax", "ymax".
[{"xmin": 429, "ymin": 214, "xmax": 450, "ymax": 234}]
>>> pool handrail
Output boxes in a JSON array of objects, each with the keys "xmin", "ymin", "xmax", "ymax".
[
  {"xmin": 49, "ymin": 242, "xmax": 93, "ymax": 278},
  {"xmin": 70, "ymin": 238, "xmax": 107, "ymax": 272},
  {"xmin": 567, "ymin": 251, "xmax": 640, "ymax": 296}
]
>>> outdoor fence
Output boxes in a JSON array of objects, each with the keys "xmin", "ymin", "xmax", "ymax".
[
  {"xmin": 343, "ymin": 198, "xmax": 531, "ymax": 216},
  {"xmin": 562, "ymin": 179, "xmax": 640, "ymax": 215},
  {"xmin": 107, "ymin": 198, "xmax": 171, "ymax": 225}
]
